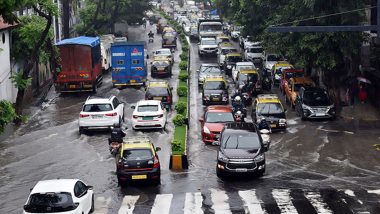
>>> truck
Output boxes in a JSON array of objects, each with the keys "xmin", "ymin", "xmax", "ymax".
[
  {"xmin": 55, "ymin": 36, "xmax": 103, "ymax": 92},
  {"xmin": 111, "ymin": 42, "xmax": 147, "ymax": 87},
  {"xmin": 197, "ymin": 18, "xmax": 223, "ymax": 40},
  {"xmin": 100, "ymin": 34, "xmax": 114, "ymax": 72}
]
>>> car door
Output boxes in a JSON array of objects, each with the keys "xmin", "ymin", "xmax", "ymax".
[
  {"xmin": 74, "ymin": 181, "xmax": 91, "ymax": 213},
  {"xmin": 113, "ymin": 98, "xmax": 123, "ymax": 118}
]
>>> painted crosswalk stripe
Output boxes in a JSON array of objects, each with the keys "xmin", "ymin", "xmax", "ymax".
[
  {"xmin": 118, "ymin": 195, "xmax": 139, "ymax": 214},
  {"xmin": 184, "ymin": 192, "xmax": 203, "ymax": 214},
  {"xmin": 210, "ymin": 189, "xmax": 232, "ymax": 214},
  {"xmin": 238, "ymin": 190, "xmax": 265, "ymax": 214},
  {"xmin": 272, "ymin": 189, "xmax": 298, "ymax": 214},
  {"xmin": 150, "ymin": 194, "xmax": 173, "ymax": 214},
  {"xmin": 304, "ymin": 192, "xmax": 332, "ymax": 214},
  {"xmin": 94, "ymin": 196, "xmax": 111, "ymax": 214}
]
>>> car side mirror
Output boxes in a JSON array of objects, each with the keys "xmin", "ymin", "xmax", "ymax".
[
  {"xmin": 87, "ymin": 185, "xmax": 94, "ymax": 190},
  {"xmin": 284, "ymin": 109, "xmax": 288, "ymax": 113},
  {"xmin": 199, "ymin": 117, "xmax": 204, "ymax": 123},
  {"xmin": 156, "ymin": 147, "xmax": 161, "ymax": 151},
  {"xmin": 131, "ymin": 106, "xmax": 136, "ymax": 109}
]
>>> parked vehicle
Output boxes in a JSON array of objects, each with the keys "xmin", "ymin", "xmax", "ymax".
[
  {"xmin": 202, "ymin": 76, "xmax": 229, "ymax": 105},
  {"xmin": 284, "ymin": 77, "xmax": 315, "ymax": 108},
  {"xmin": 251, "ymin": 94, "xmax": 287, "ymax": 131},
  {"xmin": 223, "ymin": 53, "xmax": 243, "ymax": 76},
  {"xmin": 116, "ymin": 136, "xmax": 161, "ymax": 186},
  {"xmin": 111, "ymin": 41, "xmax": 147, "ymax": 87},
  {"xmin": 131, "ymin": 100, "xmax": 167, "ymax": 130},
  {"xmin": 55, "ymin": 36, "xmax": 103, "ymax": 92},
  {"xmin": 279, "ymin": 68, "xmax": 304, "ymax": 94},
  {"xmin": 199, "ymin": 105, "xmax": 235, "ymax": 144},
  {"xmin": 145, "ymin": 80, "xmax": 173, "ymax": 110},
  {"xmin": 151, "ymin": 56, "xmax": 172, "ymax": 77},
  {"xmin": 78, "ymin": 95, "xmax": 125, "ymax": 134},
  {"xmin": 23, "ymin": 179, "xmax": 94, "ymax": 214},
  {"xmin": 295, "ymin": 86, "xmax": 336, "ymax": 120},
  {"xmin": 197, "ymin": 63, "xmax": 222, "ymax": 86},
  {"xmin": 215, "ymin": 122, "xmax": 269, "ymax": 178},
  {"xmin": 198, "ymin": 37, "xmax": 218, "ymax": 56}
]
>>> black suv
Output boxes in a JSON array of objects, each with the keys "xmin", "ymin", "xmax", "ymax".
[
  {"xmin": 216, "ymin": 123, "xmax": 269, "ymax": 178},
  {"xmin": 295, "ymin": 87, "xmax": 336, "ymax": 120}
]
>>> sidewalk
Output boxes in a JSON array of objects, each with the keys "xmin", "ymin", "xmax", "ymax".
[{"xmin": 340, "ymin": 102, "xmax": 380, "ymax": 121}]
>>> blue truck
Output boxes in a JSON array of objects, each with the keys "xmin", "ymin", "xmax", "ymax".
[{"xmin": 111, "ymin": 42, "xmax": 147, "ymax": 87}]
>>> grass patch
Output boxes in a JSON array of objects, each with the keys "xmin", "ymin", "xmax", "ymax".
[
  {"xmin": 179, "ymin": 96, "xmax": 187, "ymax": 103},
  {"xmin": 172, "ymin": 125, "xmax": 186, "ymax": 155},
  {"xmin": 179, "ymin": 80, "xmax": 187, "ymax": 88}
]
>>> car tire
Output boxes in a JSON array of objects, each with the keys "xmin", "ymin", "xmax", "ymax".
[
  {"xmin": 118, "ymin": 177, "xmax": 126, "ymax": 187},
  {"xmin": 90, "ymin": 195, "xmax": 94, "ymax": 213},
  {"xmin": 257, "ymin": 169, "xmax": 265, "ymax": 177},
  {"xmin": 216, "ymin": 167, "xmax": 224, "ymax": 179},
  {"xmin": 79, "ymin": 127, "xmax": 85, "ymax": 135}
]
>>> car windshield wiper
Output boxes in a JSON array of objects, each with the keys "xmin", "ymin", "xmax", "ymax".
[
  {"xmin": 223, "ymin": 135, "xmax": 231, "ymax": 149},
  {"xmin": 235, "ymin": 136, "xmax": 240, "ymax": 149}
]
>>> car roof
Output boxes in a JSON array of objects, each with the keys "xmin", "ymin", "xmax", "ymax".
[
  {"xmin": 219, "ymin": 42, "xmax": 233, "ymax": 47},
  {"xmin": 224, "ymin": 122, "xmax": 258, "ymax": 133},
  {"xmin": 206, "ymin": 105, "xmax": 233, "ymax": 112},
  {"xmin": 275, "ymin": 61, "xmax": 291, "ymax": 66},
  {"xmin": 205, "ymin": 76, "xmax": 225, "ymax": 81},
  {"xmin": 153, "ymin": 56, "xmax": 170, "ymax": 62},
  {"xmin": 137, "ymin": 100, "xmax": 161, "ymax": 105},
  {"xmin": 256, "ymin": 94, "xmax": 281, "ymax": 104},
  {"xmin": 201, "ymin": 63, "xmax": 219, "ymax": 67},
  {"xmin": 155, "ymin": 48, "xmax": 171, "ymax": 52},
  {"xmin": 240, "ymin": 69, "xmax": 258, "ymax": 74},
  {"xmin": 220, "ymin": 46, "xmax": 236, "ymax": 50},
  {"xmin": 85, "ymin": 96, "xmax": 113, "ymax": 104},
  {"xmin": 236, "ymin": 62, "xmax": 254, "ymax": 66},
  {"xmin": 31, "ymin": 179, "xmax": 79, "ymax": 194},
  {"xmin": 122, "ymin": 137, "xmax": 152, "ymax": 149},
  {"xmin": 201, "ymin": 37, "xmax": 216, "ymax": 41}
]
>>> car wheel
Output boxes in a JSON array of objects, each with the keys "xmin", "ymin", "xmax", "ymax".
[
  {"xmin": 79, "ymin": 127, "xmax": 85, "ymax": 135},
  {"xmin": 118, "ymin": 177, "xmax": 126, "ymax": 187},
  {"xmin": 216, "ymin": 167, "xmax": 224, "ymax": 179},
  {"xmin": 90, "ymin": 195, "xmax": 94, "ymax": 213},
  {"xmin": 257, "ymin": 169, "xmax": 265, "ymax": 177}
]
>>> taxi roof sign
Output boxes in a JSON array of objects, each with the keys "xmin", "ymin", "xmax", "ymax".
[{"xmin": 257, "ymin": 94, "xmax": 279, "ymax": 100}]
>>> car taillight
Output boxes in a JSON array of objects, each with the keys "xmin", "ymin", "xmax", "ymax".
[
  {"xmin": 80, "ymin": 114, "xmax": 89, "ymax": 118},
  {"xmin": 153, "ymin": 156, "xmax": 160, "ymax": 168},
  {"xmin": 157, "ymin": 114, "xmax": 163, "ymax": 118},
  {"xmin": 167, "ymin": 96, "xmax": 172, "ymax": 103},
  {"xmin": 133, "ymin": 115, "xmax": 139, "ymax": 119},
  {"xmin": 105, "ymin": 112, "xmax": 117, "ymax": 117}
]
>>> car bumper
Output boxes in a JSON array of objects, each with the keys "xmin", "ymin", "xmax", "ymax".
[
  {"xmin": 199, "ymin": 49, "xmax": 218, "ymax": 55},
  {"xmin": 202, "ymin": 132, "xmax": 220, "ymax": 144},
  {"xmin": 302, "ymin": 109, "xmax": 336, "ymax": 119},
  {"xmin": 79, "ymin": 118, "xmax": 120, "ymax": 129},
  {"xmin": 132, "ymin": 118, "xmax": 166, "ymax": 129},
  {"xmin": 117, "ymin": 168, "xmax": 160, "ymax": 181},
  {"xmin": 217, "ymin": 160, "xmax": 265, "ymax": 174}
]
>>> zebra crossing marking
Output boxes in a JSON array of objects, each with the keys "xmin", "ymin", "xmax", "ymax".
[
  {"xmin": 184, "ymin": 192, "xmax": 203, "ymax": 214},
  {"xmin": 272, "ymin": 189, "xmax": 298, "ymax": 214},
  {"xmin": 150, "ymin": 193, "xmax": 173, "ymax": 214},
  {"xmin": 94, "ymin": 196, "xmax": 111, "ymax": 214},
  {"xmin": 238, "ymin": 190, "xmax": 265, "ymax": 214},
  {"xmin": 118, "ymin": 195, "xmax": 140, "ymax": 214},
  {"xmin": 304, "ymin": 192, "xmax": 332, "ymax": 214},
  {"xmin": 210, "ymin": 189, "xmax": 232, "ymax": 214}
]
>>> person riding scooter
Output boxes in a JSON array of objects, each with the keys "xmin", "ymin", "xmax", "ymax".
[
  {"xmin": 257, "ymin": 117, "xmax": 271, "ymax": 131},
  {"xmin": 232, "ymin": 96, "xmax": 247, "ymax": 121},
  {"xmin": 108, "ymin": 123, "xmax": 126, "ymax": 155}
]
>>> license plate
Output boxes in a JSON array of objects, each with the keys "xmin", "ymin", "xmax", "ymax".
[
  {"xmin": 154, "ymin": 97, "xmax": 162, "ymax": 100},
  {"xmin": 92, "ymin": 115, "xmax": 103, "ymax": 119},
  {"xmin": 316, "ymin": 113, "xmax": 325, "ymax": 117},
  {"xmin": 130, "ymin": 80, "xmax": 136, "ymax": 83},
  {"xmin": 236, "ymin": 168, "xmax": 247, "ymax": 172},
  {"xmin": 212, "ymin": 98, "xmax": 220, "ymax": 101},
  {"xmin": 143, "ymin": 116, "xmax": 153, "ymax": 120},
  {"xmin": 132, "ymin": 175, "xmax": 147, "ymax": 180},
  {"xmin": 270, "ymin": 124, "xmax": 277, "ymax": 128},
  {"xmin": 69, "ymin": 85, "xmax": 76, "ymax": 89}
]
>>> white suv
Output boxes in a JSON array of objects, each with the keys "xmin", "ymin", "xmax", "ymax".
[
  {"xmin": 131, "ymin": 100, "xmax": 167, "ymax": 130},
  {"xmin": 78, "ymin": 96, "xmax": 125, "ymax": 134},
  {"xmin": 23, "ymin": 179, "xmax": 94, "ymax": 214},
  {"xmin": 198, "ymin": 37, "xmax": 218, "ymax": 56}
]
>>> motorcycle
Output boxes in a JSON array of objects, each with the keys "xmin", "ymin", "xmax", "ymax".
[
  {"xmin": 259, "ymin": 128, "xmax": 271, "ymax": 150},
  {"xmin": 262, "ymin": 76, "xmax": 272, "ymax": 91},
  {"xmin": 232, "ymin": 105, "xmax": 247, "ymax": 122}
]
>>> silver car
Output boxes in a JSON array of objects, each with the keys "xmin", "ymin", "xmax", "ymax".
[{"xmin": 197, "ymin": 63, "xmax": 223, "ymax": 86}]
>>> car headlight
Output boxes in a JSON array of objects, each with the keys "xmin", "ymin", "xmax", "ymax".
[
  {"xmin": 254, "ymin": 153, "xmax": 265, "ymax": 162},
  {"xmin": 279, "ymin": 119, "xmax": 286, "ymax": 124},
  {"xmin": 302, "ymin": 104, "xmax": 312, "ymax": 111},
  {"xmin": 218, "ymin": 152, "xmax": 229, "ymax": 162},
  {"xmin": 203, "ymin": 126, "xmax": 211, "ymax": 134},
  {"xmin": 327, "ymin": 104, "xmax": 335, "ymax": 111}
]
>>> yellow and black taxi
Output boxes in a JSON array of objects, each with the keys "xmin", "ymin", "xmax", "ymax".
[
  {"xmin": 151, "ymin": 56, "xmax": 172, "ymax": 77},
  {"xmin": 251, "ymin": 94, "xmax": 287, "ymax": 131},
  {"xmin": 223, "ymin": 53, "xmax": 243, "ymax": 76},
  {"xmin": 145, "ymin": 80, "xmax": 173, "ymax": 109},
  {"xmin": 116, "ymin": 136, "xmax": 161, "ymax": 186},
  {"xmin": 202, "ymin": 76, "xmax": 229, "ymax": 105}
]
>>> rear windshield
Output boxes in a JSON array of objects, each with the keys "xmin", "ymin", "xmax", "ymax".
[
  {"xmin": 206, "ymin": 112, "xmax": 234, "ymax": 123},
  {"xmin": 201, "ymin": 40, "xmax": 216, "ymax": 45},
  {"xmin": 123, "ymin": 149, "xmax": 153, "ymax": 160},
  {"xmin": 138, "ymin": 105, "xmax": 159, "ymax": 112},
  {"xmin": 83, "ymin": 104, "xmax": 112, "ymax": 112},
  {"xmin": 227, "ymin": 56, "xmax": 242, "ymax": 63},
  {"xmin": 238, "ymin": 73, "xmax": 258, "ymax": 83},
  {"xmin": 24, "ymin": 192, "xmax": 76, "ymax": 213},
  {"xmin": 221, "ymin": 48, "xmax": 237, "ymax": 54},
  {"xmin": 147, "ymin": 87, "xmax": 169, "ymax": 96},
  {"xmin": 200, "ymin": 67, "xmax": 221, "ymax": 74},
  {"xmin": 222, "ymin": 134, "xmax": 260, "ymax": 149},
  {"xmin": 304, "ymin": 90, "xmax": 331, "ymax": 106}
]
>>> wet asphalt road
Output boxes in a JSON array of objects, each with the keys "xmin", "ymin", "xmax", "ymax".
[{"xmin": 1, "ymin": 21, "xmax": 380, "ymax": 213}]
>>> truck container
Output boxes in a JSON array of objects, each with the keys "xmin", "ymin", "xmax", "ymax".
[
  {"xmin": 197, "ymin": 18, "xmax": 223, "ymax": 40},
  {"xmin": 111, "ymin": 42, "xmax": 147, "ymax": 87},
  {"xmin": 55, "ymin": 36, "xmax": 102, "ymax": 92}
]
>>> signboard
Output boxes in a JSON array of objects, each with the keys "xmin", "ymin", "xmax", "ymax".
[{"xmin": 131, "ymin": 48, "xmax": 142, "ymax": 56}]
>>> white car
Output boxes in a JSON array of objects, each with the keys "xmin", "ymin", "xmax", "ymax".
[
  {"xmin": 244, "ymin": 44, "xmax": 264, "ymax": 63},
  {"xmin": 232, "ymin": 62, "xmax": 256, "ymax": 82},
  {"xmin": 153, "ymin": 48, "xmax": 173, "ymax": 64},
  {"xmin": 78, "ymin": 96, "xmax": 125, "ymax": 134},
  {"xmin": 23, "ymin": 179, "xmax": 94, "ymax": 214},
  {"xmin": 198, "ymin": 37, "xmax": 218, "ymax": 56},
  {"xmin": 132, "ymin": 100, "xmax": 167, "ymax": 130},
  {"xmin": 263, "ymin": 53, "xmax": 283, "ymax": 70}
]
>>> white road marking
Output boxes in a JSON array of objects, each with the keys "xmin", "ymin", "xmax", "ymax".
[
  {"xmin": 210, "ymin": 189, "xmax": 232, "ymax": 214},
  {"xmin": 304, "ymin": 192, "xmax": 332, "ymax": 214},
  {"xmin": 150, "ymin": 194, "xmax": 173, "ymax": 214},
  {"xmin": 184, "ymin": 192, "xmax": 203, "ymax": 214},
  {"xmin": 94, "ymin": 196, "xmax": 111, "ymax": 214},
  {"xmin": 367, "ymin": 189, "xmax": 380, "ymax": 195},
  {"xmin": 118, "ymin": 195, "xmax": 139, "ymax": 214},
  {"xmin": 238, "ymin": 190, "xmax": 265, "ymax": 214},
  {"xmin": 272, "ymin": 189, "xmax": 298, "ymax": 214},
  {"xmin": 344, "ymin": 189, "xmax": 355, "ymax": 197}
]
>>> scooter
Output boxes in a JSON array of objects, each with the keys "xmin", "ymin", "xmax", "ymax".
[{"xmin": 259, "ymin": 129, "xmax": 271, "ymax": 150}]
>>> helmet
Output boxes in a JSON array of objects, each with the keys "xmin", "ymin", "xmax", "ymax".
[
  {"xmin": 113, "ymin": 123, "xmax": 120, "ymax": 128},
  {"xmin": 234, "ymin": 96, "xmax": 241, "ymax": 102}
]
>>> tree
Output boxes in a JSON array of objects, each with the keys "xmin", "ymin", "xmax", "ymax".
[{"xmin": 0, "ymin": 100, "xmax": 17, "ymax": 134}]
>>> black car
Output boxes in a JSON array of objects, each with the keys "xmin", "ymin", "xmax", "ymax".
[
  {"xmin": 295, "ymin": 86, "xmax": 336, "ymax": 120},
  {"xmin": 202, "ymin": 77, "xmax": 229, "ymax": 105},
  {"xmin": 216, "ymin": 123, "xmax": 269, "ymax": 178}
]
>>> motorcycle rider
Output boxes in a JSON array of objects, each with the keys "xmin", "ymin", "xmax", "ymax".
[
  {"xmin": 148, "ymin": 31, "xmax": 154, "ymax": 38},
  {"xmin": 232, "ymin": 96, "xmax": 245, "ymax": 110},
  {"xmin": 109, "ymin": 123, "xmax": 126, "ymax": 145},
  {"xmin": 257, "ymin": 117, "xmax": 271, "ymax": 131}
]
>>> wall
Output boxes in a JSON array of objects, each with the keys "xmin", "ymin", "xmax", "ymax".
[{"xmin": 0, "ymin": 30, "xmax": 17, "ymax": 102}]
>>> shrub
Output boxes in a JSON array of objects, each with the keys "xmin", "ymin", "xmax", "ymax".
[
  {"xmin": 179, "ymin": 60, "xmax": 188, "ymax": 70},
  {"xmin": 173, "ymin": 114, "xmax": 186, "ymax": 126},
  {"xmin": 180, "ymin": 52, "xmax": 188, "ymax": 61},
  {"xmin": 175, "ymin": 101, "xmax": 187, "ymax": 115},
  {"xmin": 182, "ymin": 44, "xmax": 189, "ymax": 52},
  {"xmin": 172, "ymin": 140, "xmax": 184, "ymax": 153},
  {"xmin": 177, "ymin": 86, "xmax": 188, "ymax": 97},
  {"xmin": 179, "ymin": 72, "xmax": 188, "ymax": 82}
]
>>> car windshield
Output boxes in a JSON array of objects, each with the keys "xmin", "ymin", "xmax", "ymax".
[
  {"xmin": 200, "ymin": 24, "xmax": 222, "ymax": 31},
  {"xmin": 257, "ymin": 103, "xmax": 284, "ymax": 115},
  {"xmin": 138, "ymin": 105, "xmax": 159, "ymax": 112},
  {"xmin": 200, "ymin": 67, "xmax": 221, "ymax": 74},
  {"xmin": 285, "ymin": 71, "xmax": 304, "ymax": 79},
  {"xmin": 304, "ymin": 90, "xmax": 331, "ymax": 106},
  {"xmin": 222, "ymin": 134, "xmax": 260, "ymax": 149},
  {"xmin": 155, "ymin": 50, "xmax": 171, "ymax": 55},
  {"xmin": 83, "ymin": 104, "xmax": 112, "ymax": 112},
  {"xmin": 201, "ymin": 40, "xmax": 216, "ymax": 45},
  {"xmin": 200, "ymin": 65, "xmax": 219, "ymax": 72},
  {"xmin": 205, "ymin": 112, "xmax": 234, "ymax": 123},
  {"xmin": 147, "ymin": 87, "xmax": 169, "ymax": 96},
  {"xmin": 24, "ymin": 192, "xmax": 76, "ymax": 213},
  {"xmin": 227, "ymin": 56, "xmax": 242, "ymax": 63},
  {"xmin": 238, "ymin": 65, "xmax": 254, "ymax": 71},
  {"xmin": 268, "ymin": 55, "xmax": 281, "ymax": 61},
  {"xmin": 238, "ymin": 73, "xmax": 258, "ymax": 83},
  {"xmin": 221, "ymin": 48, "xmax": 237, "ymax": 54},
  {"xmin": 123, "ymin": 149, "xmax": 153, "ymax": 160},
  {"xmin": 204, "ymin": 81, "xmax": 226, "ymax": 90},
  {"xmin": 247, "ymin": 47, "xmax": 263, "ymax": 53}
]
